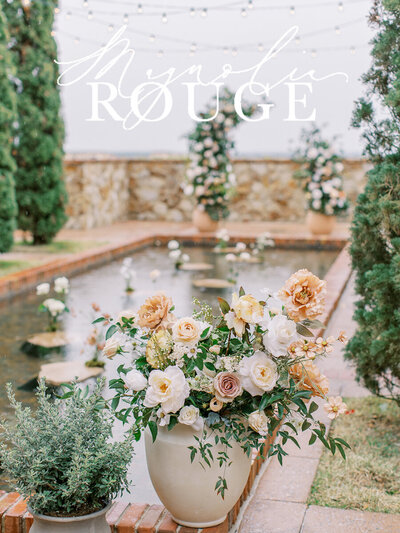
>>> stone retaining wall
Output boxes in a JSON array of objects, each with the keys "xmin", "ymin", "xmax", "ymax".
[{"xmin": 64, "ymin": 156, "xmax": 370, "ymax": 229}]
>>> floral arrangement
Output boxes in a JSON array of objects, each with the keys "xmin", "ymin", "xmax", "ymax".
[
  {"xmin": 168, "ymin": 240, "xmax": 190, "ymax": 269},
  {"xmin": 36, "ymin": 277, "xmax": 69, "ymax": 332},
  {"xmin": 184, "ymin": 88, "xmax": 258, "ymax": 221},
  {"xmin": 215, "ymin": 228, "xmax": 230, "ymax": 250},
  {"xmin": 120, "ymin": 257, "xmax": 136, "ymax": 293},
  {"xmin": 255, "ymin": 232, "xmax": 275, "ymax": 254},
  {"xmin": 100, "ymin": 269, "xmax": 349, "ymax": 497},
  {"xmin": 294, "ymin": 127, "xmax": 349, "ymax": 216}
]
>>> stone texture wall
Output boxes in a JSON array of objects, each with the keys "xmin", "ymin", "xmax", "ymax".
[{"xmin": 64, "ymin": 155, "xmax": 370, "ymax": 229}]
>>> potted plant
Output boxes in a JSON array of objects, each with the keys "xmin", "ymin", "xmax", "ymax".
[
  {"xmin": 293, "ymin": 126, "xmax": 349, "ymax": 235},
  {"xmin": 101, "ymin": 271, "xmax": 350, "ymax": 528},
  {"xmin": 0, "ymin": 380, "xmax": 132, "ymax": 533},
  {"xmin": 184, "ymin": 88, "xmax": 257, "ymax": 232}
]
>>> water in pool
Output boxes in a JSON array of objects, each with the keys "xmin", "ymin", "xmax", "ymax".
[{"xmin": 0, "ymin": 245, "xmax": 337, "ymax": 502}]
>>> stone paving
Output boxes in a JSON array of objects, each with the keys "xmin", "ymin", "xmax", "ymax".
[{"xmin": 237, "ymin": 278, "xmax": 400, "ymax": 533}]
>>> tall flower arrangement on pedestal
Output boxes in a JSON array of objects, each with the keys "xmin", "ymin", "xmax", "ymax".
[
  {"xmin": 294, "ymin": 127, "xmax": 349, "ymax": 216},
  {"xmin": 0, "ymin": 5, "xmax": 17, "ymax": 253},
  {"xmin": 4, "ymin": 0, "xmax": 67, "ymax": 244},
  {"xmin": 185, "ymin": 88, "xmax": 257, "ymax": 221}
]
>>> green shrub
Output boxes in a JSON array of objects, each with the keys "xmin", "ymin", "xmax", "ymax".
[
  {"xmin": 3, "ymin": 0, "xmax": 67, "ymax": 244},
  {"xmin": 0, "ymin": 5, "xmax": 17, "ymax": 253},
  {"xmin": 0, "ymin": 380, "xmax": 133, "ymax": 516},
  {"xmin": 346, "ymin": 0, "xmax": 400, "ymax": 405}
]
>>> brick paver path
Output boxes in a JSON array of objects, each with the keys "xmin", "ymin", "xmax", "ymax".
[{"xmin": 238, "ymin": 278, "xmax": 400, "ymax": 533}]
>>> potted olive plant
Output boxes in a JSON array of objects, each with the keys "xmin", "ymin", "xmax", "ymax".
[{"xmin": 0, "ymin": 380, "xmax": 132, "ymax": 533}]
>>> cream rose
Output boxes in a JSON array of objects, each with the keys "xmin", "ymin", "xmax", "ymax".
[
  {"xmin": 124, "ymin": 370, "xmax": 147, "ymax": 391},
  {"xmin": 144, "ymin": 366, "xmax": 190, "ymax": 413},
  {"xmin": 103, "ymin": 337, "xmax": 120, "ymax": 359},
  {"xmin": 239, "ymin": 351, "xmax": 279, "ymax": 396},
  {"xmin": 263, "ymin": 314, "xmax": 298, "ymax": 357},
  {"xmin": 231, "ymin": 293, "xmax": 264, "ymax": 324},
  {"xmin": 178, "ymin": 405, "xmax": 202, "ymax": 430},
  {"xmin": 36, "ymin": 283, "xmax": 50, "ymax": 296},
  {"xmin": 213, "ymin": 372, "xmax": 243, "ymax": 403},
  {"xmin": 248, "ymin": 410, "xmax": 269, "ymax": 436},
  {"xmin": 54, "ymin": 276, "xmax": 69, "ymax": 294},
  {"xmin": 172, "ymin": 317, "xmax": 204, "ymax": 345}
]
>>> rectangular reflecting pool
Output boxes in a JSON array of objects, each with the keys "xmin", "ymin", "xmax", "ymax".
[{"xmin": 0, "ymin": 244, "xmax": 338, "ymax": 501}]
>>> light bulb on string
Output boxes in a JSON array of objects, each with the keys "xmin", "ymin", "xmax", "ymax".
[
  {"xmin": 74, "ymin": 37, "xmax": 80, "ymax": 45},
  {"xmin": 232, "ymin": 47, "xmax": 238, "ymax": 56},
  {"xmin": 241, "ymin": 8, "xmax": 247, "ymax": 17},
  {"xmin": 87, "ymin": 11, "xmax": 93, "ymax": 20},
  {"xmin": 350, "ymin": 46, "xmax": 356, "ymax": 55},
  {"xmin": 311, "ymin": 49, "xmax": 317, "ymax": 57},
  {"xmin": 223, "ymin": 46, "xmax": 229, "ymax": 54},
  {"xmin": 248, "ymin": 0, "xmax": 254, "ymax": 9},
  {"xmin": 257, "ymin": 43, "xmax": 264, "ymax": 52},
  {"xmin": 123, "ymin": 13, "xmax": 129, "ymax": 23},
  {"xmin": 338, "ymin": 2, "xmax": 344, "ymax": 11},
  {"xmin": 335, "ymin": 25, "xmax": 341, "ymax": 34},
  {"xmin": 137, "ymin": 4, "xmax": 143, "ymax": 14},
  {"xmin": 157, "ymin": 49, "xmax": 164, "ymax": 58},
  {"xmin": 201, "ymin": 8, "xmax": 208, "ymax": 18},
  {"xmin": 295, "ymin": 36, "xmax": 300, "ymax": 45},
  {"xmin": 83, "ymin": 0, "xmax": 88, "ymax": 8},
  {"xmin": 190, "ymin": 42, "xmax": 197, "ymax": 54},
  {"xmin": 66, "ymin": 11, "xmax": 71, "ymax": 19},
  {"xmin": 289, "ymin": 6, "xmax": 295, "ymax": 15},
  {"xmin": 161, "ymin": 12, "xmax": 168, "ymax": 23},
  {"xmin": 108, "ymin": 23, "xmax": 114, "ymax": 32},
  {"xmin": 189, "ymin": 7, "xmax": 196, "ymax": 17},
  {"xmin": 149, "ymin": 34, "xmax": 155, "ymax": 42}
]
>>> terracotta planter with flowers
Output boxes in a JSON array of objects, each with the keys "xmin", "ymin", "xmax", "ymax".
[
  {"xmin": 306, "ymin": 211, "xmax": 336, "ymax": 236},
  {"xmin": 192, "ymin": 206, "xmax": 219, "ymax": 233}
]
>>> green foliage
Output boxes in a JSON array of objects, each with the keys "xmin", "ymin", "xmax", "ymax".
[
  {"xmin": 0, "ymin": 380, "xmax": 133, "ymax": 517},
  {"xmin": 347, "ymin": 0, "xmax": 400, "ymax": 404},
  {"xmin": 0, "ymin": 5, "xmax": 17, "ymax": 252},
  {"xmin": 3, "ymin": 0, "xmax": 67, "ymax": 244},
  {"xmin": 185, "ymin": 88, "xmax": 258, "ymax": 221}
]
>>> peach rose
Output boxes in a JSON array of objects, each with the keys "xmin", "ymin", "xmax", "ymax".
[
  {"xmin": 172, "ymin": 317, "xmax": 204, "ymax": 345},
  {"xmin": 213, "ymin": 372, "xmax": 243, "ymax": 403},
  {"xmin": 289, "ymin": 360, "xmax": 329, "ymax": 398},
  {"xmin": 138, "ymin": 293, "xmax": 174, "ymax": 330},
  {"xmin": 278, "ymin": 269, "xmax": 326, "ymax": 322}
]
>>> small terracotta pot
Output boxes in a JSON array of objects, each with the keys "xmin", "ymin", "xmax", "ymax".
[
  {"xmin": 306, "ymin": 211, "xmax": 336, "ymax": 236},
  {"xmin": 192, "ymin": 207, "xmax": 219, "ymax": 233},
  {"xmin": 28, "ymin": 503, "xmax": 111, "ymax": 533}
]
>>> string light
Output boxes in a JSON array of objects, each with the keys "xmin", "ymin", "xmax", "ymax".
[
  {"xmin": 241, "ymin": 8, "xmax": 247, "ymax": 17},
  {"xmin": 137, "ymin": 4, "xmax": 143, "ymax": 14},
  {"xmin": 201, "ymin": 8, "xmax": 208, "ymax": 18},
  {"xmin": 335, "ymin": 25, "xmax": 341, "ymax": 34},
  {"xmin": 88, "ymin": 10, "xmax": 93, "ymax": 19},
  {"xmin": 190, "ymin": 42, "xmax": 197, "ymax": 53},
  {"xmin": 248, "ymin": 0, "xmax": 254, "ymax": 9},
  {"xmin": 295, "ymin": 36, "xmax": 300, "ymax": 45},
  {"xmin": 83, "ymin": 0, "xmax": 88, "ymax": 7},
  {"xmin": 108, "ymin": 23, "xmax": 114, "ymax": 31},
  {"xmin": 161, "ymin": 12, "xmax": 168, "ymax": 23},
  {"xmin": 338, "ymin": 2, "xmax": 344, "ymax": 11},
  {"xmin": 290, "ymin": 6, "xmax": 295, "ymax": 15},
  {"xmin": 189, "ymin": 7, "xmax": 196, "ymax": 16},
  {"xmin": 149, "ymin": 34, "xmax": 156, "ymax": 42},
  {"xmin": 66, "ymin": 11, "xmax": 71, "ymax": 19},
  {"xmin": 123, "ymin": 13, "xmax": 129, "ymax": 23},
  {"xmin": 257, "ymin": 43, "xmax": 264, "ymax": 52},
  {"xmin": 311, "ymin": 49, "xmax": 317, "ymax": 57},
  {"xmin": 232, "ymin": 47, "xmax": 238, "ymax": 56},
  {"xmin": 223, "ymin": 46, "xmax": 229, "ymax": 54},
  {"xmin": 157, "ymin": 49, "xmax": 164, "ymax": 57},
  {"xmin": 74, "ymin": 37, "xmax": 80, "ymax": 45},
  {"xmin": 350, "ymin": 46, "xmax": 356, "ymax": 54}
]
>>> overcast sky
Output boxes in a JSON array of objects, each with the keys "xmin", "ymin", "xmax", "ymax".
[{"xmin": 55, "ymin": 0, "xmax": 374, "ymax": 156}]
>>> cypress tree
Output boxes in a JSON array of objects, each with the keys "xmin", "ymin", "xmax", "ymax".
[
  {"xmin": 346, "ymin": 0, "xmax": 400, "ymax": 404},
  {"xmin": 0, "ymin": 5, "xmax": 17, "ymax": 253},
  {"xmin": 4, "ymin": 0, "xmax": 67, "ymax": 244}
]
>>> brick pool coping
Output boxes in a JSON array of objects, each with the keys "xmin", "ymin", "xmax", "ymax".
[
  {"xmin": 0, "ymin": 237, "xmax": 352, "ymax": 532},
  {"xmin": 0, "ymin": 229, "xmax": 348, "ymax": 303}
]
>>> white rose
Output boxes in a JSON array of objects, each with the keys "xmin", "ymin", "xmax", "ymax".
[
  {"xmin": 169, "ymin": 249, "xmax": 181, "ymax": 260},
  {"xmin": 124, "ymin": 370, "xmax": 147, "ymax": 391},
  {"xmin": 263, "ymin": 314, "xmax": 298, "ymax": 357},
  {"xmin": 235, "ymin": 242, "xmax": 246, "ymax": 252},
  {"xmin": 248, "ymin": 410, "xmax": 269, "ymax": 436},
  {"xmin": 36, "ymin": 283, "xmax": 50, "ymax": 296},
  {"xmin": 239, "ymin": 351, "xmax": 278, "ymax": 396},
  {"xmin": 168, "ymin": 240, "xmax": 180, "ymax": 250},
  {"xmin": 226, "ymin": 253, "xmax": 236, "ymax": 262},
  {"xmin": 178, "ymin": 405, "xmax": 202, "ymax": 430},
  {"xmin": 42, "ymin": 298, "xmax": 65, "ymax": 317},
  {"xmin": 54, "ymin": 276, "xmax": 69, "ymax": 294},
  {"xmin": 144, "ymin": 366, "xmax": 190, "ymax": 414},
  {"xmin": 172, "ymin": 317, "xmax": 204, "ymax": 345},
  {"xmin": 103, "ymin": 337, "xmax": 120, "ymax": 359}
]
